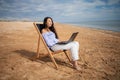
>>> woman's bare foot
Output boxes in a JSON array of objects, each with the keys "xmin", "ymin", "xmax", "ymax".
[
  {"xmin": 72, "ymin": 61, "xmax": 82, "ymax": 71},
  {"xmin": 73, "ymin": 65, "xmax": 81, "ymax": 71}
]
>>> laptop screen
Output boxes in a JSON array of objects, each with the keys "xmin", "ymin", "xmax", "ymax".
[{"xmin": 68, "ymin": 32, "xmax": 79, "ymax": 42}]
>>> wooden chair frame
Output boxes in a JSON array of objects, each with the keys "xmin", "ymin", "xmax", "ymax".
[{"xmin": 33, "ymin": 22, "xmax": 71, "ymax": 69}]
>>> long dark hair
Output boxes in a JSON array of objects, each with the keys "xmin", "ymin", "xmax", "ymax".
[{"xmin": 43, "ymin": 17, "xmax": 58, "ymax": 39}]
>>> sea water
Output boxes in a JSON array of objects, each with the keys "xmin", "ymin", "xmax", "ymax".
[{"xmin": 65, "ymin": 20, "xmax": 120, "ymax": 32}]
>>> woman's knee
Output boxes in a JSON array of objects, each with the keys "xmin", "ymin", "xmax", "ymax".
[{"xmin": 73, "ymin": 41, "xmax": 79, "ymax": 47}]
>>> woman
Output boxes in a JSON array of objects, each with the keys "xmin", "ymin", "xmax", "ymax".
[{"xmin": 41, "ymin": 17, "xmax": 81, "ymax": 70}]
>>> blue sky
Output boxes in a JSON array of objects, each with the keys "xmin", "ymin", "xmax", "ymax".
[{"xmin": 0, "ymin": 0, "xmax": 120, "ymax": 22}]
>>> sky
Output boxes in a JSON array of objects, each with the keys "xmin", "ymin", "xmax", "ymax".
[{"xmin": 0, "ymin": 0, "xmax": 120, "ymax": 22}]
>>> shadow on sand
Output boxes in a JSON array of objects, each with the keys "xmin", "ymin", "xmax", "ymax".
[{"xmin": 13, "ymin": 49, "xmax": 72, "ymax": 68}]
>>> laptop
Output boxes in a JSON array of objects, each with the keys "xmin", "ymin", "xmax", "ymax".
[{"xmin": 56, "ymin": 32, "xmax": 79, "ymax": 44}]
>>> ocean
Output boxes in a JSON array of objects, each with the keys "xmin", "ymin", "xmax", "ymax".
[{"xmin": 64, "ymin": 20, "xmax": 120, "ymax": 32}]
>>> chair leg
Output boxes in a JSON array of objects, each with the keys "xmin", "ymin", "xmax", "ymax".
[
  {"xmin": 64, "ymin": 50, "xmax": 71, "ymax": 63},
  {"xmin": 49, "ymin": 54, "xmax": 58, "ymax": 69},
  {"xmin": 36, "ymin": 37, "xmax": 40, "ymax": 58}
]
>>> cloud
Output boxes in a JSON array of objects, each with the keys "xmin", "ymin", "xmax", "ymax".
[
  {"xmin": 0, "ymin": 0, "xmax": 120, "ymax": 21},
  {"xmin": 107, "ymin": 0, "xmax": 120, "ymax": 5}
]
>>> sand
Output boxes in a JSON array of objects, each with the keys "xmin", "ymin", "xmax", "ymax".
[{"xmin": 0, "ymin": 22, "xmax": 120, "ymax": 80}]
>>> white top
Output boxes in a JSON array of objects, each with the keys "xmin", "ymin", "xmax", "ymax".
[{"xmin": 42, "ymin": 31, "xmax": 59, "ymax": 48}]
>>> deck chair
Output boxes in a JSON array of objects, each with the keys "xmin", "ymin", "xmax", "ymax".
[{"xmin": 33, "ymin": 22, "xmax": 71, "ymax": 69}]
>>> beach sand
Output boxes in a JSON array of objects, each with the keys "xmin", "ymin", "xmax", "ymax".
[{"xmin": 0, "ymin": 22, "xmax": 120, "ymax": 80}]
